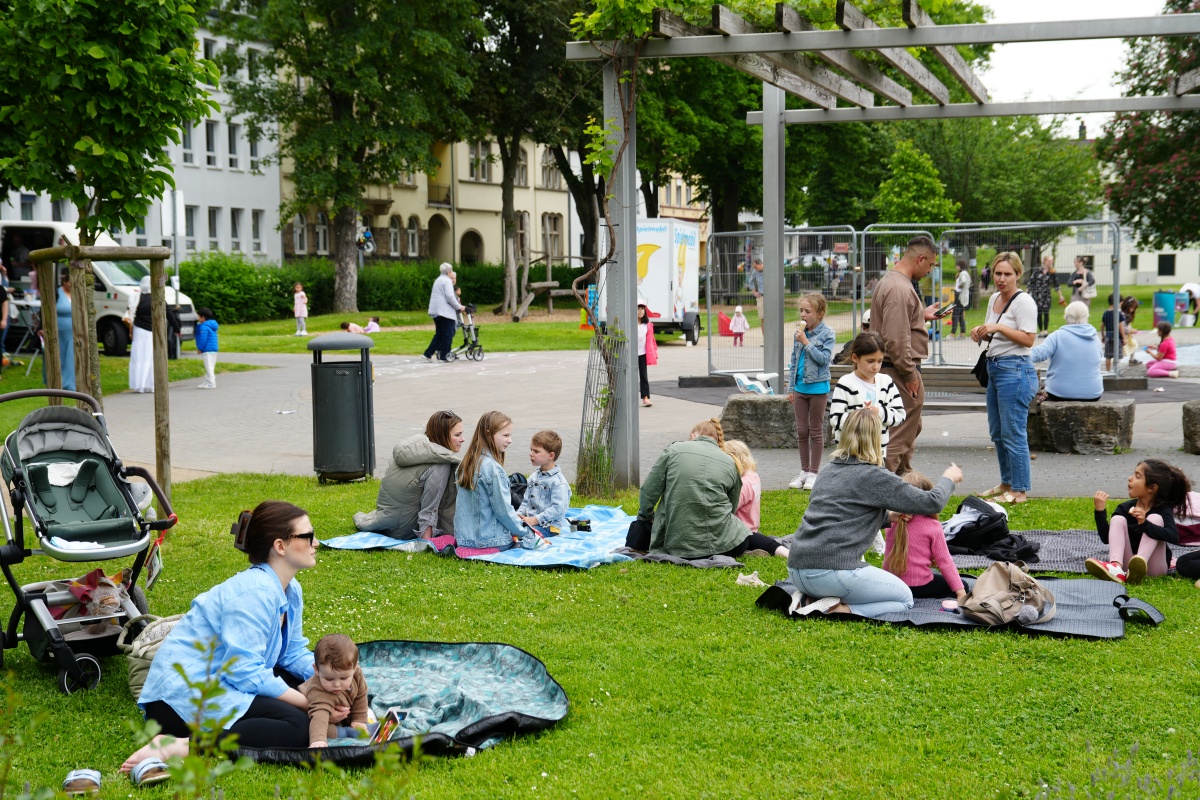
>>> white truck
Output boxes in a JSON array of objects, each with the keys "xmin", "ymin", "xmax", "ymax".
[
  {"xmin": 0, "ymin": 220, "xmax": 197, "ymax": 356},
  {"xmin": 597, "ymin": 218, "xmax": 702, "ymax": 343}
]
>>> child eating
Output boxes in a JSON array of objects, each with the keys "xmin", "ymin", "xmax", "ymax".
[
  {"xmin": 300, "ymin": 634, "xmax": 371, "ymax": 748},
  {"xmin": 517, "ymin": 430, "xmax": 572, "ymax": 537}
]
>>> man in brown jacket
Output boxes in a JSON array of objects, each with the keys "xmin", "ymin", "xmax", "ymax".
[{"xmin": 870, "ymin": 236, "xmax": 941, "ymax": 474}]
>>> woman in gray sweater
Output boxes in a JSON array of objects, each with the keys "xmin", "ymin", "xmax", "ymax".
[{"xmin": 788, "ymin": 408, "xmax": 963, "ymax": 617}]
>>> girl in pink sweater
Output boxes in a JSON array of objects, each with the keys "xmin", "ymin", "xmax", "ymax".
[
  {"xmin": 724, "ymin": 439, "xmax": 761, "ymax": 533},
  {"xmin": 883, "ymin": 471, "xmax": 967, "ymax": 603},
  {"xmin": 1144, "ymin": 322, "xmax": 1179, "ymax": 378}
]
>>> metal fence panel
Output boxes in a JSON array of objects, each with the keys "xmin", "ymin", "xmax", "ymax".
[{"xmin": 706, "ymin": 226, "xmax": 860, "ymax": 378}]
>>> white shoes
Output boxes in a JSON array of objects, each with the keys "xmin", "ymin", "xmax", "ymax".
[
  {"xmin": 803, "ymin": 473, "xmax": 817, "ymax": 491},
  {"xmin": 788, "ymin": 472, "xmax": 811, "ymax": 489},
  {"xmin": 197, "ymin": 382, "xmax": 216, "ymax": 389}
]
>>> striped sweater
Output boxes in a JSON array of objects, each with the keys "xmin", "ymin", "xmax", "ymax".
[{"xmin": 828, "ymin": 372, "xmax": 907, "ymax": 452}]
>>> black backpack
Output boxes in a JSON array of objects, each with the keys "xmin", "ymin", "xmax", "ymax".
[
  {"xmin": 946, "ymin": 496, "xmax": 1010, "ymax": 555},
  {"xmin": 508, "ymin": 472, "xmax": 528, "ymax": 511}
]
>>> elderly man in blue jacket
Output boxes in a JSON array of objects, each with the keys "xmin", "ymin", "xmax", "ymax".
[{"xmin": 423, "ymin": 262, "xmax": 464, "ymax": 363}]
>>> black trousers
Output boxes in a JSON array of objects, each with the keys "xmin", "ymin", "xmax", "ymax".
[
  {"xmin": 720, "ymin": 532, "xmax": 782, "ymax": 558},
  {"xmin": 638, "ymin": 353, "xmax": 650, "ymax": 399},
  {"xmin": 1176, "ymin": 550, "xmax": 1200, "ymax": 579},
  {"xmin": 1037, "ymin": 307, "xmax": 1050, "ymax": 331},
  {"xmin": 424, "ymin": 316, "xmax": 457, "ymax": 360},
  {"xmin": 910, "ymin": 572, "xmax": 965, "ymax": 599}
]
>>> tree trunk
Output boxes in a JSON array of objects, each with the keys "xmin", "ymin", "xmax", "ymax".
[
  {"xmin": 640, "ymin": 178, "xmax": 659, "ymax": 218},
  {"xmin": 710, "ymin": 181, "xmax": 741, "ymax": 233},
  {"xmin": 497, "ymin": 135, "xmax": 519, "ymax": 319},
  {"xmin": 332, "ymin": 206, "xmax": 359, "ymax": 313},
  {"xmin": 36, "ymin": 262, "xmax": 62, "ymax": 406},
  {"xmin": 552, "ymin": 143, "xmax": 601, "ymax": 270},
  {"xmin": 73, "ymin": 221, "xmax": 102, "ymax": 407}
]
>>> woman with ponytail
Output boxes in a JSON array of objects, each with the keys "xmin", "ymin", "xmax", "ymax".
[{"xmin": 638, "ymin": 418, "xmax": 787, "ymax": 559}]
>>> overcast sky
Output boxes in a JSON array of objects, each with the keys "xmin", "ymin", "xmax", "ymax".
[{"xmin": 980, "ymin": 0, "xmax": 1165, "ymax": 134}]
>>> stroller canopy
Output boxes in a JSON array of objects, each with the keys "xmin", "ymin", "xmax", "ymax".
[{"xmin": 12, "ymin": 406, "xmax": 112, "ymax": 465}]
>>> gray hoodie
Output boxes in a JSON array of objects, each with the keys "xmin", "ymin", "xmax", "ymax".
[
  {"xmin": 353, "ymin": 435, "xmax": 460, "ymax": 537},
  {"xmin": 1029, "ymin": 323, "xmax": 1103, "ymax": 400}
]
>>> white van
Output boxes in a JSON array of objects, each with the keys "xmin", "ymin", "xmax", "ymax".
[{"xmin": 0, "ymin": 220, "xmax": 197, "ymax": 356}]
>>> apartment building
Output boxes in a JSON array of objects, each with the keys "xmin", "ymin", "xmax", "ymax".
[
  {"xmin": 283, "ymin": 139, "xmax": 577, "ymax": 268},
  {"xmin": 0, "ymin": 29, "xmax": 282, "ymax": 264}
]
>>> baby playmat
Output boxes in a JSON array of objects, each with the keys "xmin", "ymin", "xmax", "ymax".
[
  {"xmin": 234, "ymin": 640, "xmax": 569, "ymax": 766},
  {"xmin": 323, "ymin": 505, "xmax": 635, "ymax": 569},
  {"xmin": 755, "ymin": 576, "xmax": 1164, "ymax": 640}
]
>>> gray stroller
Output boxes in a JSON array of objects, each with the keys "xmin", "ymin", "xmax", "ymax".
[{"xmin": 0, "ymin": 389, "xmax": 175, "ymax": 692}]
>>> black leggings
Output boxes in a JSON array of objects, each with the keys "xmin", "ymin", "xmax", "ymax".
[
  {"xmin": 1176, "ymin": 550, "xmax": 1200, "ymax": 579},
  {"xmin": 720, "ymin": 532, "xmax": 782, "ymax": 558},
  {"xmin": 1037, "ymin": 307, "xmax": 1050, "ymax": 331},
  {"xmin": 638, "ymin": 353, "xmax": 650, "ymax": 399},
  {"xmin": 143, "ymin": 669, "xmax": 309, "ymax": 750},
  {"xmin": 910, "ymin": 572, "xmax": 965, "ymax": 599}
]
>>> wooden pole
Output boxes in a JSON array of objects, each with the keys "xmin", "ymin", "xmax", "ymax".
[
  {"xmin": 150, "ymin": 258, "xmax": 172, "ymax": 502},
  {"xmin": 68, "ymin": 257, "xmax": 102, "ymax": 406},
  {"xmin": 35, "ymin": 262, "xmax": 62, "ymax": 406}
]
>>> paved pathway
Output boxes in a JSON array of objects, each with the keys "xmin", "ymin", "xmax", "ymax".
[{"xmin": 97, "ymin": 332, "xmax": 1200, "ymax": 498}]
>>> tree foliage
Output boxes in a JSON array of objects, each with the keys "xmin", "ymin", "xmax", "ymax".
[
  {"xmin": 873, "ymin": 139, "xmax": 960, "ymax": 224},
  {"xmin": 0, "ymin": 0, "xmax": 217, "ymax": 241},
  {"xmin": 902, "ymin": 117, "xmax": 1102, "ymax": 224},
  {"xmin": 215, "ymin": 0, "xmax": 479, "ymax": 312},
  {"xmin": 1097, "ymin": 0, "xmax": 1200, "ymax": 248}
]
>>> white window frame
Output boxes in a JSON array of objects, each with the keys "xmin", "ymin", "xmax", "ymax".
[
  {"xmin": 516, "ymin": 148, "xmax": 528, "ymax": 187},
  {"xmin": 315, "ymin": 212, "xmax": 329, "ymax": 255},
  {"xmin": 182, "ymin": 123, "xmax": 194, "ymax": 164},
  {"xmin": 540, "ymin": 149, "xmax": 562, "ymax": 190},
  {"xmin": 251, "ymin": 209, "xmax": 263, "ymax": 253},
  {"xmin": 469, "ymin": 141, "xmax": 491, "ymax": 182},
  {"xmin": 205, "ymin": 121, "xmax": 219, "ymax": 167},
  {"xmin": 230, "ymin": 208, "xmax": 243, "ymax": 251},
  {"xmin": 227, "ymin": 124, "xmax": 240, "ymax": 169},
  {"xmin": 207, "ymin": 207, "xmax": 221, "ymax": 250},
  {"xmin": 407, "ymin": 216, "xmax": 419, "ymax": 257},
  {"xmin": 388, "ymin": 216, "xmax": 401, "ymax": 255},
  {"xmin": 185, "ymin": 206, "xmax": 197, "ymax": 251},
  {"xmin": 293, "ymin": 214, "xmax": 307, "ymax": 254}
]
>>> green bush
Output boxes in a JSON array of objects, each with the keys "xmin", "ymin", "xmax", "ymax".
[{"xmin": 178, "ymin": 253, "xmax": 588, "ymax": 323}]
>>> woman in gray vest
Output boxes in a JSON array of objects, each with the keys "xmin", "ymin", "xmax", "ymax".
[{"xmin": 353, "ymin": 410, "xmax": 464, "ymax": 538}]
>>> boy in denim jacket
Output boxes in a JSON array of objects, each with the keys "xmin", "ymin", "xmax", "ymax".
[{"xmin": 517, "ymin": 430, "xmax": 572, "ymax": 537}]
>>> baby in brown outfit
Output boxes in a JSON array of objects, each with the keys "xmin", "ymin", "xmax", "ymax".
[{"xmin": 299, "ymin": 634, "xmax": 370, "ymax": 747}]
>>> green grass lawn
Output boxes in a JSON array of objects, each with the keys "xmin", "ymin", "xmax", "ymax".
[
  {"xmin": 0, "ymin": 356, "xmax": 263, "ymax": 435},
  {"xmin": 213, "ymin": 312, "xmax": 596, "ymax": 355},
  {"xmin": 2, "ymin": 475, "xmax": 1196, "ymax": 798}
]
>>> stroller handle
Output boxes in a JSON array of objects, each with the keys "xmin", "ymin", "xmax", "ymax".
[
  {"xmin": 0, "ymin": 389, "xmax": 103, "ymax": 413},
  {"xmin": 123, "ymin": 465, "xmax": 178, "ymax": 531}
]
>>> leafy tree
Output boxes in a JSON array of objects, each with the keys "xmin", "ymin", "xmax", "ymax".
[
  {"xmin": 215, "ymin": 0, "xmax": 480, "ymax": 312},
  {"xmin": 873, "ymin": 139, "xmax": 960, "ymax": 224},
  {"xmin": 790, "ymin": 122, "xmax": 893, "ymax": 228},
  {"xmin": 1097, "ymin": 0, "xmax": 1200, "ymax": 248},
  {"xmin": 0, "ymin": 0, "xmax": 217, "ymax": 401},
  {"xmin": 470, "ymin": 0, "xmax": 579, "ymax": 318},
  {"xmin": 901, "ymin": 117, "xmax": 1101, "ymax": 224}
]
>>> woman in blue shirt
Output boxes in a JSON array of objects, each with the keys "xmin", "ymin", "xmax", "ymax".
[{"xmin": 122, "ymin": 501, "xmax": 325, "ymax": 774}]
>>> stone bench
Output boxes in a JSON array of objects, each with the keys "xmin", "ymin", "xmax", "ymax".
[
  {"xmin": 1183, "ymin": 400, "xmax": 1200, "ymax": 455},
  {"xmin": 719, "ymin": 394, "xmax": 799, "ymax": 450},
  {"xmin": 1026, "ymin": 398, "xmax": 1134, "ymax": 455}
]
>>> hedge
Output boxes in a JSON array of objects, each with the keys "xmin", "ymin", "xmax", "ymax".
[{"xmin": 176, "ymin": 253, "xmax": 571, "ymax": 325}]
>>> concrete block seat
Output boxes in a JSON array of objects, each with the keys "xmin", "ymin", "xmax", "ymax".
[
  {"xmin": 720, "ymin": 394, "xmax": 798, "ymax": 450},
  {"xmin": 1026, "ymin": 398, "xmax": 1134, "ymax": 455},
  {"xmin": 1183, "ymin": 400, "xmax": 1200, "ymax": 455}
]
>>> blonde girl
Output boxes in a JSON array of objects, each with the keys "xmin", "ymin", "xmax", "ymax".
[
  {"xmin": 828, "ymin": 332, "xmax": 906, "ymax": 460},
  {"xmin": 1087, "ymin": 459, "xmax": 1192, "ymax": 585},
  {"xmin": 786, "ymin": 293, "xmax": 836, "ymax": 491},
  {"xmin": 293, "ymin": 282, "xmax": 308, "ymax": 336},
  {"xmin": 724, "ymin": 440, "xmax": 762, "ymax": 534},
  {"xmin": 883, "ymin": 471, "xmax": 967, "ymax": 603},
  {"xmin": 455, "ymin": 411, "xmax": 545, "ymax": 551},
  {"xmin": 787, "ymin": 408, "xmax": 963, "ymax": 617}
]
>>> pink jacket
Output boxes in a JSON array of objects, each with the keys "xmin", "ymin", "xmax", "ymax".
[
  {"xmin": 644, "ymin": 322, "xmax": 658, "ymax": 366},
  {"xmin": 884, "ymin": 514, "xmax": 963, "ymax": 593},
  {"xmin": 730, "ymin": 313, "xmax": 750, "ymax": 334},
  {"xmin": 735, "ymin": 470, "xmax": 761, "ymax": 532}
]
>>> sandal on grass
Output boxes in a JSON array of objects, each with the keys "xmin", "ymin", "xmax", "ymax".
[
  {"xmin": 63, "ymin": 769, "xmax": 101, "ymax": 797},
  {"xmin": 978, "ymin": 485, "xmax": 1011, "ymax": 499},
  {"xmin": 994, "ymin": 492, "xmax": 1026, "ymax": 505},
  {"xmin": 131, "ymin": 757, "xmax": 171, "ymax": 787}
]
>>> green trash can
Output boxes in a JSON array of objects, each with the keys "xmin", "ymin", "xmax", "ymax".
[{"xmin": 307, "ymin": 332, "xmax": 375, "ymax": 482}]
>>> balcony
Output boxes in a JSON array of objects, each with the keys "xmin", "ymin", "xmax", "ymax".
[{"xmin": 427, "ymin": 183, "xmax": 452, "ymax": 208}]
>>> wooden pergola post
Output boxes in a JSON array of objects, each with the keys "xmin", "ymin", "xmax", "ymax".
[{"xmin": 28, "ymin": 244, "xmax": 174, "ymax": 500}]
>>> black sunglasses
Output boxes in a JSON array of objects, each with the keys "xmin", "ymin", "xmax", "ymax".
[{"xmin": 287, "ymin": 531, "xmax": 317, "ymax": 544}]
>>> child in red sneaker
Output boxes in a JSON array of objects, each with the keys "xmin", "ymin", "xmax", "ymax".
[{"xmin": 1086, "ymin": 459, "xmax": 1192, "ymax": 585}]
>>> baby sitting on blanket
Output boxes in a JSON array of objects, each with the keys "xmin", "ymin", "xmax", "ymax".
[
  {"xmin": 300, "ymin": 634, "xmax": 373, "ymax": 747},
  {"xmin": 517, "ymin": 430, "xmax": 572, "ymax": 538}
]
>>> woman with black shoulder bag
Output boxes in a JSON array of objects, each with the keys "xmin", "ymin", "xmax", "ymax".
[{"xmin": 970, "ymin": 252, "xmax": 1039, "ymax": 505}]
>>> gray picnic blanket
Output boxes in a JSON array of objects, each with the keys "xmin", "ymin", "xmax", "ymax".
[
  {"xmin": 756, "ymin": 576, "xmax": 1164, "ymax": 640},
  {"xmin": 614, "ymin": 548, "xmax": 745, "ymax": 569},
  {"xmin": 950, "ymin": 529, "xmax": 1200, "ymax": 573}
]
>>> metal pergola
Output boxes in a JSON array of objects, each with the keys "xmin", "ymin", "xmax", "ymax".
[{"xmin": 568, "ymin": 2, "xmax": 1200, "ymax": 487}]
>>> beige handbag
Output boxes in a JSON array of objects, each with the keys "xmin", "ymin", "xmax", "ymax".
[
  {"xmin": 117, "ymin": 614, "xmax": 184, "ymax": 701},
  {"xmin": 960, "ymin": 562, "xmax": 1056, "ymax": 626}
]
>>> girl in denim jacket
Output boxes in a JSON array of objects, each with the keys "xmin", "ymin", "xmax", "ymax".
[
  {"xmin": 455, "ymin": 411, "xmax": 546, "ymax": 551},
  {"xmin": 786, "ymin": 294, "xmax": 836, "ymax": 491}
]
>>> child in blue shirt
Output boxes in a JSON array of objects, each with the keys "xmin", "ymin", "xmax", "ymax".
[
  {"xmin": 455, "ymin": 411, "xmax": 548, "ymax": 551},
  {"xmin": 194, "ymin": 307, "xmax": 219, "ymax": 389},
  {"xmin": 1101, "ymin": 292, "xmax": 1127, "ymax": 372},
  {"xmin": 786, "ymin": 293, "xmax": 836, "ymax": 491},
  {"xmin": 517, "ymin": 430, "xmax": 572, "ymax": 537}
]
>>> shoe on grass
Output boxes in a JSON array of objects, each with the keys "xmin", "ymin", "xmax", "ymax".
[
  {"xmin": 63, "ymin": 769, "xmax": 101, "ymax": 797},
  {"xmin": 802, "ymin": 473, "xmax": 817, "ymax": 491},
  {"xmin": 787, "ymin": 472, "xmax": 810, "ymax": 490},
  {"xmin": 1085, "ymin": 558, "xmax": 1126, "ymax": 584},
  {"xmin": 1126, "ymin": 555, "xmax": 1148, "ymax": 585}
]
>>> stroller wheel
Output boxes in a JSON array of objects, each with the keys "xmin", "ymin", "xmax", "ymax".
[{"xmin": 58, "ymin": 653, "xmax": 102, "ymax": 694}]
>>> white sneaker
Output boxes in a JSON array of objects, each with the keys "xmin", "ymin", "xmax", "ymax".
[
  {"xmin": 802, "ymin": 474, "xmax": 817, "ymax": 491},
  {"xmin": 788, "ymin": 472, "xmax": 811, "ymax": 489}
]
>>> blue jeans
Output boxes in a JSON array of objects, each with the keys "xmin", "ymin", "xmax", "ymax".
[
  {"xmin": 788, "ymin": 565, "xmax": 914, "ymax": 618},
  {"xmin": 985, "ymin": 355, "xmax": 1037, "ymax": 493}
]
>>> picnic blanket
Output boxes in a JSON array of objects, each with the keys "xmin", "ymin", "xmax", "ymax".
[
  {"xmin": 613, "ymin": 549, "xmax": 746, "ymax": 569},
  {"xmin": 756, "ymin": 576, "xmax": 1164, "ymax": 640},
  {"xmin": 234, "ymin": 640, "xmax": 569, "ymax": 766},
  {"xmin": 321, "ymin": 505, "xmax": 635, "ymax": 570},
  {"xmin": 950, "ymin": 529, "xmax": 1200, "ymax": 574}
]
